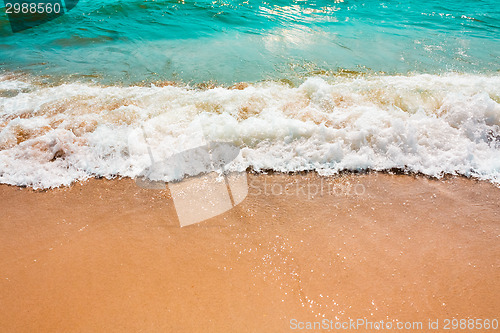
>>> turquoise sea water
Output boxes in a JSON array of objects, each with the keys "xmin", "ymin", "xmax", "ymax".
[
  {"xmin": 0, "ymin": 1, "xmax": 499, "ymax": 188},
  {"xmin": 1, "ymin": 0, "xmax": 499, "ymax": 84}
]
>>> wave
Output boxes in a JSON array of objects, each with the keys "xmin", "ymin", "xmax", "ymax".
[{"xmin": 1, "ymin": 73, "xmax": 499, "ymax": 188}]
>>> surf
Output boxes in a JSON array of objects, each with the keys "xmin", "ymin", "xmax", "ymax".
[{"xmin": 1, "ymin": 73, "xmax": 499, "ymax": 188}]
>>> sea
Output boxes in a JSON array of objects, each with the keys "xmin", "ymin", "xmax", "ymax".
[{"xmin": 0, "ymin": 0, "xmax": 499, "ymax": 188}]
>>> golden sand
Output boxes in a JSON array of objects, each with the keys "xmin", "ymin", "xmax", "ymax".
[{"xmin": 0, "ymin": 173, "xmax": 499, "ymax": 332}]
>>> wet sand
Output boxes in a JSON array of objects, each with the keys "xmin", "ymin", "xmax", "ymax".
[{"xmin": 0, "ymin": 173, "xmax": 499, "ymax": 332}]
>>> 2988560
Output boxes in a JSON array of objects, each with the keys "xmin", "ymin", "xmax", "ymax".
[
  {"xmin": 5, "ymin": 2, "xmax": 61, "ymax": 14},
  {"xmin": 443, "ymin": 318, "xmax": 498, "ymax": 330}
]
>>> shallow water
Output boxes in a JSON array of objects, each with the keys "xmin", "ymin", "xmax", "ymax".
[
  {"xmin": 0, "ymin": 0, "xmax": 499, "ymax": 84},
  {"xmin": 0, "ymin": 1, "xmax": 499, "ymax": 188}
]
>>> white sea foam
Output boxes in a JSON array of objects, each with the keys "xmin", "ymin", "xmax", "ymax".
[{"xmin": 0, "ymin": 73, "xmax": 499, "ymax": 188}]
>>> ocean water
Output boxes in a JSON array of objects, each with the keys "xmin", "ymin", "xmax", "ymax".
[{"xmin": 0, "ymin": 0, "xmax": 499, "ymax": 188}]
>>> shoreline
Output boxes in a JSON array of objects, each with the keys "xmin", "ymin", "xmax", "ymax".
[
  {"xmin": 0, "ymin": 172, "xmax": 499, "ymax": 331},
  {"xmin": 2, "ymin": 168, "xmax": 498, "ymax": 191}
]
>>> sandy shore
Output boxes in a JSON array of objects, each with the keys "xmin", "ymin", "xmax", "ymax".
[{"xmin": 0, "ymin": 173, "xmax": 499, "ymax": 332}]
